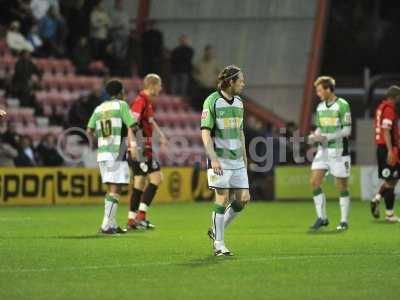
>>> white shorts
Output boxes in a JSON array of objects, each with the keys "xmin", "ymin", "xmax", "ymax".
[
  {"xmin": 311, "ymin": 149, "xmax": 351, "ymax": 178},
  {"xmin": 98, "ymin": 161, "xmax": 130, "ymax": 184},
  {"xmin": 207, "ymin": 168, "xmax": 249, "ymax": 189}
]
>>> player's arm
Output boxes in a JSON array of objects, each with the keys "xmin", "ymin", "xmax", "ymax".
[
  {"xmin": 86, "ymin": 111, "xmax": 97, "ymax": 143},
  {"xmin": 0, "ymin": 109, "xmax": 6, "ymax": 118},
  {"xmin": 201, "ymin": 129, "xmax": 222, "ymax": 175},
  {"xmin": 240, "ymin": 130, "xmax": 248, "ymax": 167},
  {"xmin": 121, "ymin": 102, "xmax": 139, "ymax": 160},
  {"xmin": 200, "ymin": 98, "xmax": 222, "ymax": 175},
  {"xmin": 149, "ymin": 117, "xmax": 168, "ymax": 147},
  {"xmin": 381, "ymin": 114, "xmax": 397, "ymax": 166}
]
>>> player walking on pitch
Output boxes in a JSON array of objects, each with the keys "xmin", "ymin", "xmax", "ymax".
[
  {"xmin": 308, "ymin": 76, "xmax": 352, "ymax": 231},
  {"xmin": 126, "ymin": 74, "xmax": 167, "ymax": 230},
  {"xmin": 86, "ymin": 80, "xmax": 138, "ymax": 234},
  {"xmin": 201, "ymin": 65, "xmax": 250, "ymax": 256},
  {"xmin": 370, "ymin": 86, "xmax": 400, "ymax": 222}
]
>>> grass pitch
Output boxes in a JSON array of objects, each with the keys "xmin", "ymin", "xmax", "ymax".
[{"xmin": 0, "ymin": 201, "xmax": 399, "ymax": 300}]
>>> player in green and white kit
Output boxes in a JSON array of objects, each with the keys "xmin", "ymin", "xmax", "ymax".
[
  {"xmin": 201, "ymin": 65, "xmax": 250, "ymax": 256},
  {"xmin": 87, "ymin": 80, "xmax": 138, "ymax": 234},
  {"xmin": 308, "ymin": 76, "xmax": 352, "ymax": 231}
]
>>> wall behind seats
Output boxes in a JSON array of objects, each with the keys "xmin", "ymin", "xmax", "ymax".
[{"xmin": 150, "ymin": 0, "xmax": 317, "ymax": 122}]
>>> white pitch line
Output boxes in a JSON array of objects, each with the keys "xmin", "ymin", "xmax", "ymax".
[{"xmin": 1, "ymin": 252, "xmax": 399, "ymax": 274}]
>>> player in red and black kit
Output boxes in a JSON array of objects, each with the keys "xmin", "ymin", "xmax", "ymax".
[
  {"xmin": 371, "ymin": 85, "xmax": 400, "ymax": 222},
  {"xmin": 126, "ymin": 74, "xmax": 168, "ymax": 230}
]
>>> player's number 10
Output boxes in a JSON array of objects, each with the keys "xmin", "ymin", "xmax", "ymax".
[{"xmin": 100, "ymin": 119, "xmax": 112, "ymax": 137}]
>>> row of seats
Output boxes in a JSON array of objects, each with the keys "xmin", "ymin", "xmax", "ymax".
[
  {"xmin": 0, "ymin": 37, "xmax": 204, "ymax": 166},
  {"xmin": 39, "ymin": 74, "xmax": 142, "ymax": 92}
]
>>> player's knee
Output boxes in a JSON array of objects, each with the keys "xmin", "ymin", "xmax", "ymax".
[
  {"xmin": 149, "ymin": 172, "xmax": 163, "ymax": 186},
  {"xmin": 240, "ymin": 191, "xmax": 250, "ymax": 204},
  {"xmin": 310, "ymin": 178, "xmax": 321, "ymax": 189}
]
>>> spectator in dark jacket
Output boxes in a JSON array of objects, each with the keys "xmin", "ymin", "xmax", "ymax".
[
  {"xmin": 36, "ymin": 133, "xmax": 64, "ymax": 166},
  {"xmin": 170, "ymin": 35, "xmax": 194, "ymax": 95},
  {"xmin": 15, "ymin": 135, "xmax": 38, "ymax": 166},
  {"xmin": 141, "ymin": 20, "xmax": 163, "ymax": 76},
  {"xmin": 1, "ymin": 122, "xmax": 20, "ymax": 149},
  {"xmin": 72, "ymin": 36, "xmax": 92, "ymax": 75},
  {"xmin": 11, "ymin": 50, "xmax": 42, "ymax": 108}
]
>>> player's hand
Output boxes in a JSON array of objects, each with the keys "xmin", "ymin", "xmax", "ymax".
[
  {"xmin": 129, "ymin": 146, "xmax": 138, "ymax": 161},
  {"xmin": 387, "ymin": 148, "xmax": 399, "ymax": 166},
  {"xmin": 312, "ymin": 134, "xmax": 327, "ymax": 143},
  {"xmin": 160, "ymin": 135, "xmax": 168, "ymax": 151},
  {"xmin": 0, "ymin": 109, "xmax": 6, "ymax": 118},
  {"xmin": 211, "ymin": 159, "xmax": 223, "ymax": 176}
]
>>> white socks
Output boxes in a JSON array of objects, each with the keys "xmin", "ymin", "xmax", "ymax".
[
  {"xmin": 101, "ymin": 194, "xmax": 119, "ymax": 230},
  {"xmin": 128, "ymin": 211, "xmax": 137, "ymax": 220},
  {"xmin": 139, "ymin": 202, "xmax": 148, "ymax": 212},
  {"xmin": 212, "ymin": 212, "xmax": 224, "ymax": 242},
  {"xmin": 313, "ymin": 190, "xmax": 326, "ymax": 219},
  {"xmin": 224, "ymin": 206, "xmax": 238, "ymax": 229},
  {"xmin": 339, "ymin": 192, "xmax": 350, "ymax": 223}
]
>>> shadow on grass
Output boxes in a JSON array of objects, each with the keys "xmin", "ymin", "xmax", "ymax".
[
  {"xmin": 371, "ymin": 220, "xmax": 399, "ymax": 225},
  {"xmin": 180, "ymin": 255, "xmax": 237, "ymax": 268},
  {"xmin": 306, "ymin": 229, "xmax": 345, "ymax": 235},
  {"xmin": 0, "ymin": 231, "xmax": 147, "ymax": 240}
]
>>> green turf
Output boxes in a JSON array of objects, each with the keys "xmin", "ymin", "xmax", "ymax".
[{"xmin": 0, "ymin": 201, "xmax": 399, "ymax": 300}]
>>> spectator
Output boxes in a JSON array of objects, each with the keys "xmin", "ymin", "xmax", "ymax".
[
  {"xmin": 192, "ymin": 45, "xmax": 220, "ymax": 110},
  {"xmin": 11, "ymin": 50, "xmax": 42, "ymax": 108},
  {"xmin": 26, "ymin": 24, "xmax": 43, "ymax": 56},
  {"xmin": 38, "ymin": 5, "xmax": 66, "ymax": 57},
  {"xmin": 72, "ymin": 36, "xmax": 92, "ymax": 75},
  {"xmin": 67, "ymin": 92, "xmax": 95, "ymax": 128},
  {"xmin": 64, "ymin": 0, "xmax": 89, "ymax": 54},
  {"xmin": 170, "ymin": 34, "xmax": 194, "ymax": 95},
  {"xmin": 36, "ymin": 133, "xmax": 64, "ymax": 166},
  {"xmin": 1, "ymin": 122, "xmax": 21, "ymax": 149},
  {"xmin": 15, "ymin": 135, "xmax": 38, "ymax": 166},
  {"xmin": 6, "ymin": 21, "xmax": 34, "ymax": 54},
  {"xmin": 90, "ymin": 0, "xmax": 110, "ymax": 60},
  {"xmin": 8, "ymin": 0, "xmax": 35, "ymax": 34},
  {"xmin": 126, "ymin": 29, "xmax": 142, "ymax": 76},
  {"xmin": 141, "ymin": 20, "xmax": 163, "ymax": 76},
  {"xmin": 31, "ymin": 0, "xmax": 60, "ymax": 21},
  {"xmin": 109, "ymin": 0, "xmax": 130, "ymax": 39},
  {"xmin": 0, "ymin": 120, "xmax": 18, "ymax": 167}
]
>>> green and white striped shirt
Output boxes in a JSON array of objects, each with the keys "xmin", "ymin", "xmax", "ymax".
[
  {"xmin": 315, "ymin": 97, "xmax": 351, "ymax": 153},
  {"xmin": 87, "ymin": 100, "xmax": 136, "ymax": 162},
  {"xmin": 201, "ymin": 91, "xmax": 245, "ymax": 169}
]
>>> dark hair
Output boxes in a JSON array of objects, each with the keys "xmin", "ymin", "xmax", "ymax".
[
  {"xmin": 217, "ymin": 65, "xmax": 242, "ymax": 90},
  {"xmin": 386, "ymin": 85, "xmax": 400, "ymax": 100},
  {"xmin": 105, "ymin": 80, "xmax": 123, "ymax": 97}
]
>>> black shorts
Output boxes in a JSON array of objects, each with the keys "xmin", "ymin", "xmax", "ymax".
[
  {"xmin": 130, "ymin": 157, "xmax": 161, "ymax": 176},
  {"xmin": 377, "ymin": 145, "xmax": 400, "ymax": 180}
]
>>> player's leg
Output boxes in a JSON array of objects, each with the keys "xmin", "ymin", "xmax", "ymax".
[
  {"xmin": 309, "ymin": 169, "xmax": 329, "ymax": 230},
  {"xmin": 223, "ymin": 168, "xmax": 250, "ymax": 229},
  {"xmin": 212, "ymin": 188, "xmax": 231, "ymax": 256},
  {"xmin": 136, "ymin": 170, "xmax": 163, "ymax": 228},
  {"xmin": 374, "ymin": 145, "xmax": 400, "ymax": 222},
  {"xmin": 371, "ymin": 183, "xmax": 386, "ymax": 219},
  {"xmin": 127, "ymin": 175, "xmax": 146, "ymax": 229},
  {"xmin": 330, "ymin": 155, "xmax": 351, "ymax": 230},
  {"xmin": 381, "ymin": 179, "xmax": 399, "ymax": 222},
  {"xmin": 336, "ymin": 177, "xmax": 350, "ymax": 230},
  {"xmin": 100, "ymin": 183, "xmax": 125, "ymax": 234},
  {"xmin": 223, "ymin": 188, "xmax": 250, "ymax": 229}
]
